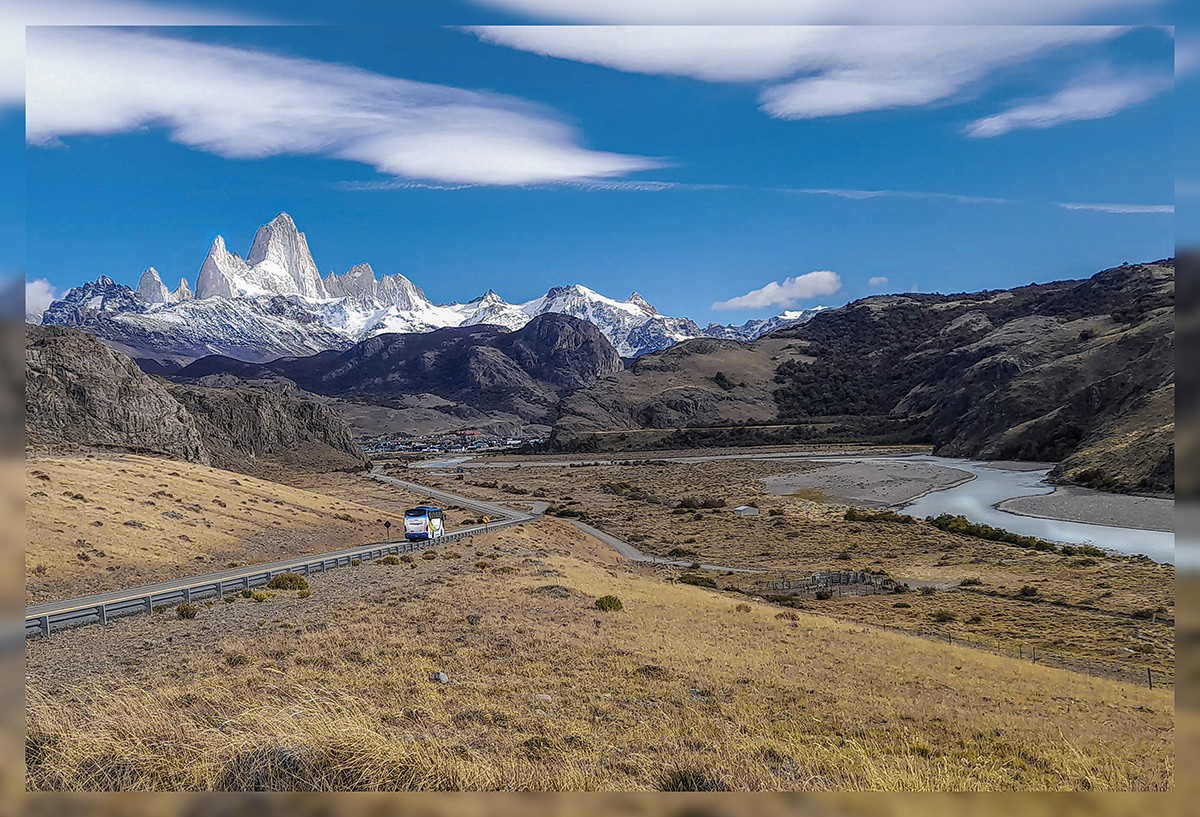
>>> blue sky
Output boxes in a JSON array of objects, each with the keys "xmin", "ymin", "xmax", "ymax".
[{"xmin": 24, "ymin": 23, "xmax": 1175, "ymax": 323}]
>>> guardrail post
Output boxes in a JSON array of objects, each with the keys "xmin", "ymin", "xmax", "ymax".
[
  {"xmin": 183, "ymin": 587, "xmax": 191, "ymax": 603},
  {"xmin": 243, "ymin": 577, "xmax": 250, "ymax": 591},
  {"xmin": 97, "ymin": 605, "xmax": 107, "ymax": 626},
  {"xmin": 39, "ymin": 616, "xmax": 49, "ymax": 638},
  {"xmin": 144, "ymin": 596, "xmax": 153, "ymax": 615}
]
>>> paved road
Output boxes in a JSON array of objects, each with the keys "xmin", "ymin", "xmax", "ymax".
[
  {"xmin": 26, "ymin": 466, "xmax": 760, "ymax": 636},
  {"xmin": 566, "ymin": 519, "xmax": 765, "ymax": 573},
  {"xmin": 26, "ymin": 469, "xmax": 537, "ymax": 636}
]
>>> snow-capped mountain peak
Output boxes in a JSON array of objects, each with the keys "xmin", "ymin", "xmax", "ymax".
[
  {"xmin": 625, "ymin": 291, "xmax": 657, "ymax": 315},
  {"xmin": 40, "ymin": 213, "xmax": 829, "ymax": 363},
  {"xmin": 136, "ymin": 268, "xmax": 170, "ymax": 304},
  {"xmin": 245, "ymin": 212, "xmax": 327, "ymax": 300}
]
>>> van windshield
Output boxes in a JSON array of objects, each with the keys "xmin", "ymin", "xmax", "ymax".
[{"xmin": 404, "ymin": 509, "xmax": 428, "ymax": 517}]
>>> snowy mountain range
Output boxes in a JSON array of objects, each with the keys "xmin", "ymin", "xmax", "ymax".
[{"xmin": 37, "ymin": 212, "xmax": 825, "ymax": 363}]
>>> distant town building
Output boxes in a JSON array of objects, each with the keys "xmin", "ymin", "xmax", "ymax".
[{"xmin": 733, "ymin": 505, "xmax": 760, "ymax": 517}]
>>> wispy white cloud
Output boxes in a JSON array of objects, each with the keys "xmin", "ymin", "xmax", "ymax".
[
  {"xmin": 1058, "ymin": 202, "xmax": 1174, "ymax": 214},
  {"xmin": 1, "ymin": 0, "xmax": 260, "ymax": 108},
  {"xmin": 868, "ymin": 276, "xmax": 890, "ymax": 287},
  {"xmin": 789, "ymin": 187, "xmax": 1014, "ymax": 205},
  {"xmin": 26, "ymin": 28, "xmax": 660, "ymax": 186},
  {"xmin": 469, "ymin": 26, "xmax": 1133, "ymax": 121},
  {"xmin": 466, "ymin": 0, "xmax": 1164, "ymax": 24},
  {"xmin": 713, "ymin": 270, "xmax": 842, "ymax": 310},
  {"xmin": 964, "ymin": 70, "xmax": 1171, "ymax": 137},
  {"xmin": 25, "ymin": 277, "xmax": 57, "ymax": 323}
]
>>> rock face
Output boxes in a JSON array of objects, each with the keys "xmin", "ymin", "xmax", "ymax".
[
  {"xmin": 26, "ymin": 325, "xmax": 207, "ymax": 463},
  {"xmin": 555, "ymin": 261, "xmax": 1176, "ymax": 493},
  {"xmin": 26, "ymin": 325, "xmax": 366, "ymax": 473},
  {"xmin": 172, "ymin": 314, "xmax": 623, "ymax": 425},
  {"xmin": 166, "ymin": 383, "xmax": 366, "ymax": 473}
]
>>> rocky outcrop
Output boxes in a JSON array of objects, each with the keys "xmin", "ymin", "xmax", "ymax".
[
  {"xmin": 26, "ymin": 325, "xmax": 366, "ymax": 473},
  {"xmin": 167, "ymin": 384, "xmax": 367, "ymax": 473},
  {"xmin": 26, "ymin": 325, "xmax": 206, "ymax": 463}
]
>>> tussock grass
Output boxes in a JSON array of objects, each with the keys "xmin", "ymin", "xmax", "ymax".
[{"xmin": 26, "ymin": 520, "xmax": 1173, "ymax": 792}]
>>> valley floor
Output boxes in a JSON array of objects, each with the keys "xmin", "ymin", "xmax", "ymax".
[{"xmin": 24, "ymin": 452, "xmax": 1176, "ymax": 791}]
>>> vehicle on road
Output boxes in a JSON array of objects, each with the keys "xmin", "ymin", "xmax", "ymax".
[{"xmin": 403, "ymin": 505, "xmax": 446, "ymax": 540}]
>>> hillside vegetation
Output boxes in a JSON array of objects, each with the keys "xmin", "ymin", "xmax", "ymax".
[
  {"xmin": 26, "ymin": 519, "xmax": 1173, "ymax": 791},
  {"xmin": 553, "ymin": 262, "xmax": 1175, "ymax": 493}
]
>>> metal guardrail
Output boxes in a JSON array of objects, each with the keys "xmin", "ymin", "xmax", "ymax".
[{"xmin": 27, "ymin": 496, "xmax": 533, "ymax": 638}]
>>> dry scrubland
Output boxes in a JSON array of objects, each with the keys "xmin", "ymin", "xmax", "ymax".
[
  {"xmin": 401, "ymin": 459, "xmax": 1175, "ymax": 679},
  {"xmin": 25, "ymin": 454, "xmax": 461, "ymax": 604},
  {"xmin": 26, "ymin": 519, "xmax": 1173, "ymax": 791}
]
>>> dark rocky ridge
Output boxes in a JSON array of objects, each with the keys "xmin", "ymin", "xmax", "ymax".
[
  {"xmin": 554, "ymin": 261, "xmax": 1175, "ymax": 493},
  {"xmin": 26, "ymin": 326, "xmax": 366, "ymax": 473},
  {"xmin": 170, "ymin": 314, "xmax": 624, "ymax": 426}
]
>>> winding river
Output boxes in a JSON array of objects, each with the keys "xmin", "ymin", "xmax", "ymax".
[{"xmin": 880, "ymin": 456, "xmax": 1174, "ymax": 564}]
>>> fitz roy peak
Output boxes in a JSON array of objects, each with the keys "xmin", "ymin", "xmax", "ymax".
[
  {"xmin": 196, "ymin": 214, "xmax": 326, "ymax": 300},
  {"xmin": 39, "ymin": 212, "xmax": 825, "ymax": 363}
]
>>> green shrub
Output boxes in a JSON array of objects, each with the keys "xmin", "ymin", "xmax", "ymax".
[
  {"xmin": 844, "ymin": 507, "xmax": 916, "ymax": 524},
  {"xmin": 919, "ymin": 586, "xmax": 936, "ymax": 596},
  {"xmin": 1018, "ymin": 585, "xmax": 1039, "ymax": 597},
  {"xmin": 814, "ymin": 589, "xmax": 833, "ymax": 600},
  {"xmin": 775, "ymin": 610, "xmax": 800, "ymax": 621},
  {"xmin": 932, "ymin": 609, "xmax": 956, "ymax": 622},
  {"xmin": 892, "ymin": 602, "xmax": 911, "ymax": 609},
  {"xmin": 595, "ymin": 595, "xmax": 623, "ymax": 611},
  {"xmin": 378, "ymin": 555, "xmax": 401, "ymax": 565},
  {"xmin": 350, "ymin": 559, "xmax": 361, "ymax": 566},
  {"xmin": 250, "ymin": 591, "xmax": 271, "ymax": 603},
  {"xmin": 928, "ymin": 514, "xmax": 1058, "ymax": 552},
  {"xmin": 266, "ymin": 572, "xmax": 308, "ymax": 591},
  {"xmin": 176, "ymin": 603, "xmax": 199, "ymax": 620},
  {"xmin": 297, "ymin": 589, "xmax": 311, "ymax": 599},
  {"xmin": 678, "ymin": 573, "xmax": 717, "ymax": 589},
  {"xmin": 960, "ymin": 577, "xmax": 983, "ymax": 586}
]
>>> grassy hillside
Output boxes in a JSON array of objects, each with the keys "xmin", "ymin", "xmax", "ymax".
[
  {"xmin": 25, "ymin": 454, "xmax": 454, "ymax": 604},
  {"xmin": 26, "ymin": 518, "xmax": 1173, "ymax": 791}
]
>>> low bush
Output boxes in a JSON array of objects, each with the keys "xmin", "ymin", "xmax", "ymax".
[
  {"xmin": 350, "ymin": 559, "xmax": 361, "ymax": 567},
  {"xmin": 250, "ymin": 591, "xmax": 270, "ymax": 603},
  {"xmin": 595, "ymin": 595, "xmax": 623, "ymax": 611},
  {"xmin": 774, "ymin": 610, "xmax": 800, "ymax": 621},
  {"xmin": 928, "ymin": 514, "xmax": 1058, "ymax": 552},
  {"xmin": 297, "ymin": 589, "xmax": 311, "ymax": 599},
  {"xmin": 422, "ymin": 551, "xmax": 438, "ymax": 561},
  {"xmin": 814, "ymin": 590, "xmax": 833, "ymax": 601},
  {"xmin": 919, "ymin": 586, "xmax": 937, "ymax": 596},
  {"xmin": 176, "ymin": 603, "xmax": 199, "ymax": 620},
  {"xmin": 932, "ymin": 609, "xmax": 956, "ymax": 623},
  {"xmin": 266, "ymin": 573, "xmax": 308, "ymax": 591},
  {"xmin": 678, "ymin": 574, "xmax": 717, "ymax": 589},
  {"xmin": 959, "ymin": 577, "xmax": 983, "ymax": 587},
  {"xmin": 1018, "ymin": 585, "xmax": 1039, "ymax": 597},
  {"xmin": 378, "ymin": 555, "xmax": 401, "ymax": 565},
  {"xmin": 844, "ymin": 507, "xmax": 916, "ymax": 524},
  {"xmin": 735, "ymin": 603, "xmax": 751, "ymax": 613},
  {"xmin": 892, "ymin": 602, "xmax": 911, "ymax": 609}
]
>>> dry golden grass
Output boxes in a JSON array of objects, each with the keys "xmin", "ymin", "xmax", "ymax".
[
  {"xmin": 400, "ymin": 459, "xmax": 1175, "ymax": 677},
  {"xmin": 26, "ymin": 519, "xmax": 1173, "ymax": 791},
  {"xmin": 25, "ymin": 454, "xmax": 437, "ymax": 603}
]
